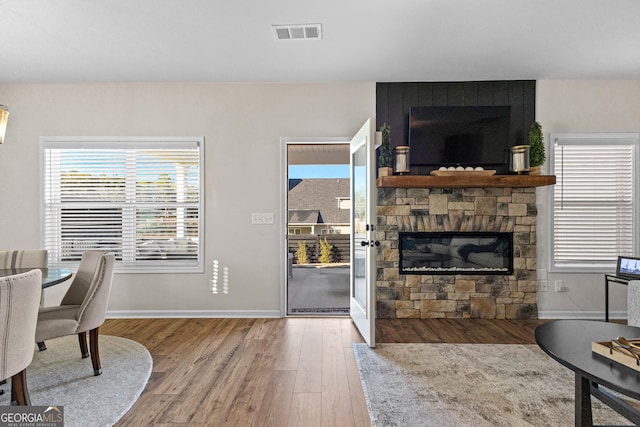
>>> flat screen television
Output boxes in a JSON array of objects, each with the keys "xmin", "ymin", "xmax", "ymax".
[{"xmin": 409, "ymin": 106, "xmax": 512, "ymax": 174}]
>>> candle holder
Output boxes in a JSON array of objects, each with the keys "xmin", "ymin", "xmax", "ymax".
[
  {"xmin": 510, "ymin": 145, "xmax": 530, "ymax": 174},
  {"xmin": 394, "ymin": 146, "xmax": 410, "ymax": 175}
]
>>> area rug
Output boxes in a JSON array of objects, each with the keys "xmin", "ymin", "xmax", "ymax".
[
  {"xmin": 1, "ymin": 335, "xmax": 152, "ymax": 427},
  {"xmin": 353, "ymin": 343, "xmax": 631, "ymax": 427}
]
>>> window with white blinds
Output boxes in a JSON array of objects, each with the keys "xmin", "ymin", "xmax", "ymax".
[
  {"xmin": 41, "ymin": 137, "xmax": 203, "ymax": 272},
  {"xmin": 551, "ymin": 133, "xmax": 638, "ymax": 271}
]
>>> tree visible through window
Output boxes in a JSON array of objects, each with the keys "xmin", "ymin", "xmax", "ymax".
[{"xmin": 42, "ymin": 137, "xmax": 203, "ymax": 272}]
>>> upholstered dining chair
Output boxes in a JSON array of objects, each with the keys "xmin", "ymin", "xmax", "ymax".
[
  {"xmin": 35, "ymin": 251, "xmax": 115, "ymax": 376},
  {"xmin": 0, "ymin": 249, "xmax": 47, "ymax": 269},
  {"xmin": 0, "ymin": 269, "xmax": 43, "ymax": 405},
  {"xmin": 1, "ymin": 249, "xmax": 48, "ymax": 311}
]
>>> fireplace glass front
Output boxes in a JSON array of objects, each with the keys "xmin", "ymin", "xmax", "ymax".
[{"xmin": 399, "ymin": 232, "xmax": 513, "ymax": 275}]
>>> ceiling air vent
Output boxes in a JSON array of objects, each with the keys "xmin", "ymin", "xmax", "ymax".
[{"xmin": 272, "ymin": 24, "xmax": 322, "ymax": 41}]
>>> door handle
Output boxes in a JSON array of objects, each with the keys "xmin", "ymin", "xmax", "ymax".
[
  {"xmin": 361, "ymin": 240, "xmax": 380, "ymax": 247},
  {"xmin": 360, "ymin": 240, "xmax": 369, "ymax": 247}
]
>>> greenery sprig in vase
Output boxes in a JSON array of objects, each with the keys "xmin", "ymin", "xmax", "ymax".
[
  {"xmin": 528, "ymin": 122, "xmax": 545, "ymax": 175},
  {"xmin": 378, "ymin": 123, "xmax": 393, "ymax": 176}
]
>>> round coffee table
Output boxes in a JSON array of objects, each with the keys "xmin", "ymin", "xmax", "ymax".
[{"xmin": 536, "ymin": 320, "xmax": 640, "ymax": 426}]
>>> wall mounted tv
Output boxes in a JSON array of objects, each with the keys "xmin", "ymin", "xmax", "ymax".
[{"xmin": 409, "ymin": 106, "xmax": 512, "ymax": 174}]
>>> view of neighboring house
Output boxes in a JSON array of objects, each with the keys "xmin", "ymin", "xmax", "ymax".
[{"xmin": 288, "ymin": 178, "xmax": 350, "ymax": 235}]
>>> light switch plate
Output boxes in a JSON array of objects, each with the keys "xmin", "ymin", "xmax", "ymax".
[
  {"xmin": 262, "ymin": 212, "xmax": 274, "ymax": 224},
  {"xmin": 251, "ymin": 212, "xmax": 263, "ymax": 225}
]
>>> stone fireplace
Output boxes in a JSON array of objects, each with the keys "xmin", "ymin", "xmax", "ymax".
[{"xmin": 375, "ymin": 177, "xmax": 549, "ymax": 320}]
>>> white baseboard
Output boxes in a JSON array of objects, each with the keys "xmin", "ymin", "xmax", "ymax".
[
  {"xmin": 107, "ymin": 309, "xmax": 282, "ymax": 319},
  {"xmin": 107, "ymin": 309, "xmax": 626, "ymax": 321},
  {"xmin": 538, "ymin": 309, "xmax": 627, "ymax": 320}
]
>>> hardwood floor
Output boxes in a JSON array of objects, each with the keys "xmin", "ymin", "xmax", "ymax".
[
  {"xmin": 101, "ymin": 318, "xmax": 547, "ymax": 426},
  {"xmin": 102, "ymin": 317, "xmax": 370, "ymax": 427},
  {"xmin": 376, "ymin": 318, "xmax": 547, "ymax": 344}
]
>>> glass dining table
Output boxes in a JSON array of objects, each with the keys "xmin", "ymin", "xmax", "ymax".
[{"xmin": 0, "ymin": 267, "xmax": 72, "ymax": 288}]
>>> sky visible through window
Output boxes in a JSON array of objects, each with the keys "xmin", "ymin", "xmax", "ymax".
[{"xmin": 288, "ymin": 164, "xmax": 349, "ymax": 179}]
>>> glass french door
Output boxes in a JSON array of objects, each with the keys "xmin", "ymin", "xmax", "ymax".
[{"xmin": 350, "ymin": 119, "xmax": 377, "ymax": 347}]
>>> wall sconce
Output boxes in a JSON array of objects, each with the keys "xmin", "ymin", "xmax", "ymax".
[{"xmin": 0, "ymin": 105, "xmax": 9, "ymax": 144}]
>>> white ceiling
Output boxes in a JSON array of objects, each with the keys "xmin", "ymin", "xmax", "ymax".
[{"xmin": 1, "ymin": 0, "xmax": 639, "ymax": 84}]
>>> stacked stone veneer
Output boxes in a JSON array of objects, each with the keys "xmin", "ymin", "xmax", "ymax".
[{"xmin": 376, "ymin": 186, "xmax": 538, "ymax": 320}]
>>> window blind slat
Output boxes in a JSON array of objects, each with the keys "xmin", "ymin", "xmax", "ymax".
[{"xmin": 552, "ymin": 134, "xmax": 637, "ymax": 269}]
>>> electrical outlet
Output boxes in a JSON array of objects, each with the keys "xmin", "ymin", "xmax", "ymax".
[
  {"xmin": 539, "ymin": 280, "xmax": 548, "ymax": 292},
  {"xmin": 554, "ymin": 280, "xmax": 564, "ymax": 292},
  {"xmin": 251, "ymin": 212, "xmax": 263, "ymax": 225},
  {"xmin": 262, "ymin": 212, "xmax": 274, "ymax": 225}
]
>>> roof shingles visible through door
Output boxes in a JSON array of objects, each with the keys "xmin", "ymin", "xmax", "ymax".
[
  {"xmin": 288, "ymin": 210, "xmax": 320, "ymax": 224},
  {"xmin": 288, "ymin": 179, "xmax": 350, "ymax": 225}
]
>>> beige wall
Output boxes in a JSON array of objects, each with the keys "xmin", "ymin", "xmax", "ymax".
[
  {"xmin": 2, "ymin": 79, "xmax": 638, "ymax": 319},
  {"xmin": 536, "ymin": 80, "xmax": 640, "ymax": 318},
  {"xmin": 0, "ymin": 82, "xmax": 376, "ymax": 316}
]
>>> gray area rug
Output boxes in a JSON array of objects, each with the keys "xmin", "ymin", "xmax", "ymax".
[
  {"xmin": 1, "ymin": 335, "xmax": 152, "ymax": 427},
  {"xmin": 353, "ymin": 343, "xmax": 631, "ymax": 427}
]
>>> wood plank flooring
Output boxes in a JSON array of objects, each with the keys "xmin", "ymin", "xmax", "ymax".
[
  {"xmin": 101, "ymin": 318, "xmax": 547, "ymax": 426},
  {"xmin": 376, "ymin": 318, "xmax": 546, "ymax": 344}
]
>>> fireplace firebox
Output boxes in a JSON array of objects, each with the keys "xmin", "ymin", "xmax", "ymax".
[{"xmin": 399, "ymin": 232, "xmax": 513, "ymax": 275}]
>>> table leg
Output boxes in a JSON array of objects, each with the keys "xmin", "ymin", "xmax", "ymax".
[
  {"xmin": 605, "ymin": 278, "xmax": 609, "ymax": 322},
  {"xmin": 575, "ymin": 373, "xmax": 593, "ymax": 427}
]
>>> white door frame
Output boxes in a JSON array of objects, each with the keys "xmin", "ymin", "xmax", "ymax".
[{"xmin": 279, "ymin": 137, "xmax": 351, "ymax": 317}]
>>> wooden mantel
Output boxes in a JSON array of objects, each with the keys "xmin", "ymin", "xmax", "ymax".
[{"xmin": 377, "ymin": 174, "xmax": 556, "ymax": 188}]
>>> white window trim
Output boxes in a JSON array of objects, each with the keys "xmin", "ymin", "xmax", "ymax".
[
  {"xmin": 39, "ymin": 136, "xmax": 205, "ymax": 273},
  {"xmin": 549, "ymin": 132, "xmax": 639, "ymax": 273}
]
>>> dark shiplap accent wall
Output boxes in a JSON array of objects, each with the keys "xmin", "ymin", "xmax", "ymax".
[{"xmin": 376, "ymin": 81, "xmax": 536, "ymax": 174}]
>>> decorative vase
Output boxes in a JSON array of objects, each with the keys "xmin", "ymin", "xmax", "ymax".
[{"xmin": 529, "ymin": 166, "xmax": 541, "ymax": 175}]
